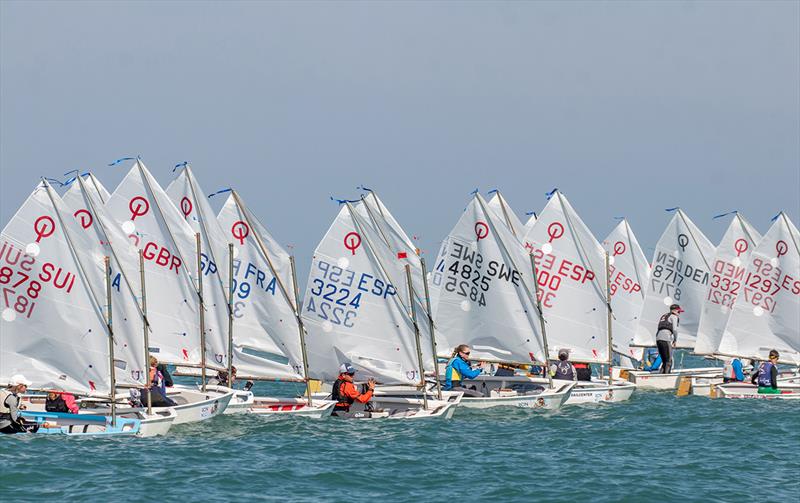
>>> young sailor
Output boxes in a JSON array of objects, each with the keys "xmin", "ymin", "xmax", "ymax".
[
  {"xmin": 45, "ymin": 390, "xmax": 80, "ymax": 414},
  {"xmin": 331, "ymin": 364, "xmax": 375, "ymax": 417},
  {"xmin": 444, "ymin": 345, "xmax": 484, "ymax": 392},
  {"xmin": 642, "ymin": 348, "xmax": 662, "ymax": 372},
  {"xmin": 142, "ymin": 357, "xmax": 177, "ymax": 407},
  {"xmin": 573, "ymin": 362, "xmax": 592, "ymax": 381},
  {"xmin": 1, "ymin": 375, "xmax": 52, "ymax": 434},
  {"xmin": 722, "ymin": 357, "xmax": 746, "ymax": 383},
  {"xmin": 550, "ymin": 349, "xmax": 577, "ymax": 381},
  {"xmin": 655, "ymin": 304, "xmax": 682, "ymax": 374},
  {"xmin": 751, "ymin": 350, "xmax": 780, "ymax": 394}
]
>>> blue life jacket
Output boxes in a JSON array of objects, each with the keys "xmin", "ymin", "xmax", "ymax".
[
  {"xmin": 757, "ymin": 362, "xmax": 774, "ymax": 387},
  {"xmin": 444, "ymin": 356, "xmax": 481, "ymax": 390}
]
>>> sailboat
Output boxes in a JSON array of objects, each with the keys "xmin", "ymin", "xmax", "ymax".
[
  {"xmin": 487, "ymin": 190, "xmax": 526, "ymax": 239},
  {"xmin": 711, "ymin": 212, "xmax": 800, "ymax": 399},
  {"xmin": 628, "ymin": 208, "xmax": 722, "ymax": 390},
  {"xmin": 521, "ymin": 190, "xmax": 636, "ymax": 404},
  {"xmin": 1, "ymin": 181, "xmax": 148, "ymax": 436},
  {"xmin": 302, "ymin": 200, "xmax": 459, "ymax": 419},
  {"xmin": 431, "ymin": 192, "xmax": 574, "ymax": 409},
  {"xmin": 602, "ymin": 218, "xmax": 650, "ymax": 373},
  {"xmin": 202, "ymin": 188, "xmax": 335, "ymax": 417},
  {"xmin": 684, "ymin": 212, "xmax": 762, "ymax": 396},
  {"xmin": 104, "ymin": 159, "xmax": 233, "ymax": 423}
]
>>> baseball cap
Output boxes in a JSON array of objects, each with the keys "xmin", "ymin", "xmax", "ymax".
[
  {"xmin": 339, "ymin": 363, "xmax": 356, "ymax": 375},
  {"xmin": 670, "ymin": 304, "xmax": 684, "ymax": 313},
  {"xmin": 10, "ymin": 374, "xmax": 32, "ymax": 387}
]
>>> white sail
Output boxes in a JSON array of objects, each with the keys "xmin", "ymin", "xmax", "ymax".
[
  {"xmin": 355, "ymin": 192, "xmax": 439, "ymax": 363},
  {"xmin": 0, "ymin": 182, "xmax": 112, "ymax": 395},
  {"xmin": 104, "ymin": 160, "xmax": 204, "ymax": 366},
  {"xmin": 59, "ymin": 175, "xmax": 148, "ymax": 386},
  {"xmin": 602, "ymin": 219, "xmax": 650, "ymax": 361},
  {"xmin": 694, "ymin": 213, "xmax": 762, "ymax": 355},
  {"xmin": 521, "ymin": 191, "xmax": 609, "ymax": 363},
  {"xmin": 165, "ymin": 166, "xmax": 234, "ymax": 369},
  {"xmin": 634, "ymin": 209, "xmax": 716, "ymax": 348},
  {"xmin": 216, "ymin": 191, "xmax": 303, "ymax": 377},
  {"xmin": 523, "ymin": 212, "xmax": 538, "ymax": 234},
  {"xmin": 432, "ymin": 194, "xmax": 546, "ymax": 364},
  {"xmin": 718, "ymin": 214, "xmax": 800, "ymax": 364},
  {"xmin": 300, "ymin": 202, "xmax": 426, "ymax": 384},
  {"xmin": 487, "ymin": 191, "xmax": 526, "ymax": 239},
  {"xmin": 62, "ymin": 173, "xmax": 112, "ymax": 207}
]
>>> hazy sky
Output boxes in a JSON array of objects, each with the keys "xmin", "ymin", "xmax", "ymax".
[{"xmin": 2, "ymin": 1, "xmax": 798, "ymax": 280}]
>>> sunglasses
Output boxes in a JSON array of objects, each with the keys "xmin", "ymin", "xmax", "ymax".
[{"xmin": 462, "ymin": 351, "xmax": 471, "ymax": 355}]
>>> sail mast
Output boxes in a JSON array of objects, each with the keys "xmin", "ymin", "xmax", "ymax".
[
  {"xmin": 405, "ymin": 265, "xmax": 428, "ymax": 408},
  {"xmin": 104, "ymin": 257, "xmax": 117, "ymax": 425},
  {"xmin": 140, "ymin": 251, "xmax": 152, "ymax": 414}
]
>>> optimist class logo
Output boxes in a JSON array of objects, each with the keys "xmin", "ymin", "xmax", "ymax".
[
  {"xmin": 231, "ymin": 221, "xmax": 250, "ymax": 245},
  {"xmin": 677, "ymin": 234, "xmax": 689, "ymax": 252},
  {"xmin": 474, "ymin": 222, "xmax": 489, "ymax": 241},
  {"xmin": 733, "ymin": 238, "xmax": 748, "ymax": 257},
  {"xmin": 776, "ymin": 240, "xmax": 788, "ymax": 258},
  {"xmin": 129, "ymin": 196, "xmax": 150, "ymax": 221},
  {"xmin": 73, "ymin": 209, "xmax": 94, "ymax": 229},
  {"xmin": 180, "ymin": 197, "xmax": 193, "ymax": 218},
  {"xmin": 547, "ymin": 222, "xmax": 564, "ymax": 243},
  {"xmin": 613, "ymin": 241, "xmax": 626, "ymax": 256},
  {"xmin": 344, "ymin": 232, "xmax": 361, "ymax": 255},
  {"xmin": 33, "ymin": 216, "xmax": 56, "ymax": 243}
]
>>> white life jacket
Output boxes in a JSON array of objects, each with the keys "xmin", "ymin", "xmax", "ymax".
[{"xmin": 0, "ymin": 389, "xmax": 14, "ymax": 415}]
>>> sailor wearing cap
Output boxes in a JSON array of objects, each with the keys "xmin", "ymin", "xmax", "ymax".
[
  {"xmin": 0, "ymin": 375, "xmax": 42, "ymax": 434},
  {"xmin": 655, "ymin": 304, "xmax": 682, "ymax": 374},
  {"xmin": 331, "ymin": 364, "xmax": 376, "ymax": 417}
]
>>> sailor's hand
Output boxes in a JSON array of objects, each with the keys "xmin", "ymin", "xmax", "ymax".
[
  {"xmin": 367, "ymin": 378, "xmax": 376, "ymax": 390},
  {"xmin": 672, "ymin": 342, "xmax": 677, "ymax": 349},
  {"xmin": 19, "ymin": 404, "xmax": 27, "ymax": 410},
  {"xmin": 477, "ymin": 361, "xmax": 485, "ymax": 369}
]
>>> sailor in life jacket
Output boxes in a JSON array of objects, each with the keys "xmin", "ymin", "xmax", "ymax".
[
  {"xmin": 722, "ymin": 357, "xmax": 746, "ymax": 383},
  {"xmin": 1, "ymin": 374, "xmax": 52, "ymax": 434},
  {"xmin": 331, "ymin": 363, "xmax": 375, "ymax": 414},
  {"xmin": 444, "ymin": 344, "xmax": 484, "ymax": 390},
  {"xmin": 45, "ymin": 389, "xmax": 79, "ymax": 414},
  {"xmin": 549, "ymin": 349, "xmax": 578, "ymax": 381},
  {"xmin": 642, "ymin": 348, "xmax": 662, "ymax": 372},
  {"xmin": 751, "ymin": 350, "xmax": 780, "ymax": 393}
]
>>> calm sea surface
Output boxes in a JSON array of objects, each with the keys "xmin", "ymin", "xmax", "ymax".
[{"xmin": 2, "ymin": 370, "xmax": 799, "ymax": 502}]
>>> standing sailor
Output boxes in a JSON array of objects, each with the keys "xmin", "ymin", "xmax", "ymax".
[
  {"xmin": 656, "ymin": 304, "xmax": 682, "ymax": 374},
  {"xmin": 751, "ymin": 350, "xmax": 780, "ymax": 394}
]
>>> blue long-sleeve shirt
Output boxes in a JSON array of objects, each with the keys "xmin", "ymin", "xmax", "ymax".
[
  {"xmin": 643, "ymin": 350, "xmax": 662, "ymax": 372},
  {"xmin": 731, "ymin": 359, "xmax": 745, "ymax": 381},
  {"xmin": 444, "ymin": 356, "xmax": 482, "ymax": 390}
]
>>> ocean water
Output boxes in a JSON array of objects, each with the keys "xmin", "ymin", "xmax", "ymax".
[{"xmin": 2, "ymin": 376, "xmax": 798, "ymax": 503}]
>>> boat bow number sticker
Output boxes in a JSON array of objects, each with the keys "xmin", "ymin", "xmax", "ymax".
[
  {"xmin": 344, "ymin": 232, "xmax": 361, "ymax": 255},
  {"xmin": 33, "ymin": 216, "xmax": 55, "ymax": 243},
  {"xmin": 73, "ymin": 209, "xmax": 93, "ymax": 229},
  {"xmin": 734, "ymin": 238, "xmax": 748, "ymax": 257},
  {"xmin": 231, "ymin": 221, "xmax": 250, "ymax": 245},
  {"xmin": 180, "ymin": 197, "xmax": 193, "ymax": 219},
  {"xmin": 613, "ymin": 241, "xmax": 626, "ymax": 256},
  {"xmin": 474, "ymin": 222, "xmax": 489, "ymax": 241},
  {"xmin": 677, "ymin": 233, "xmax": 689, "ymax": 252},
  {"xmin": 129, "ymin": 196, "xmax": 150, "ymax": 221}
]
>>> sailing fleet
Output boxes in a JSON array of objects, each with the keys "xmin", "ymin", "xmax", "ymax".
[{"xmin": 2, "ymin": 159, "xmax": 798, "ymax": 437}]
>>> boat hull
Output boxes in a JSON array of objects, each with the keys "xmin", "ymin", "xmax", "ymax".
[
  {"xmin": 564, "ymin": 380, "xmax": 636, "ymax": 405},
  {"xmin": 19, "ymin": 411, "xmax": 140, "ymax": 436},
  {"xmin": 165, "ymin": 386, "xmax": 234, "ymax": 425},
  {"xmin": 712, "ymin": 382, "xmax": 800, "ymax": 399},
  {"xmin": 623, "ymin": 368, "xmax": 722, "ymax": 390}
]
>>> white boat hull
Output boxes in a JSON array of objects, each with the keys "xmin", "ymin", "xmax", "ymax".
[
  {"xmin": 623, "ymin": 368, "xmax": 722, "ymax": 391},
  {"xmin": 136, "ymin": 408, "xmax": 177, "ymax": 437},
  {"xmin": 201, "ymin": 385, "xmax": 336, "ymax": 418},
  {"xmin": 712, "ymin": 382, "xmax": 800, "ymax": 400},
  {"xmin": 165, "ymin": 386, "xmax": 234, "ymax": 424},
  {"xmin": 312, "ymin": 391, "xmax": 460, "ymax": 419},
  {"xmin": 564, "ymin": 380, "xmax": 637, "ymax": 405}
]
